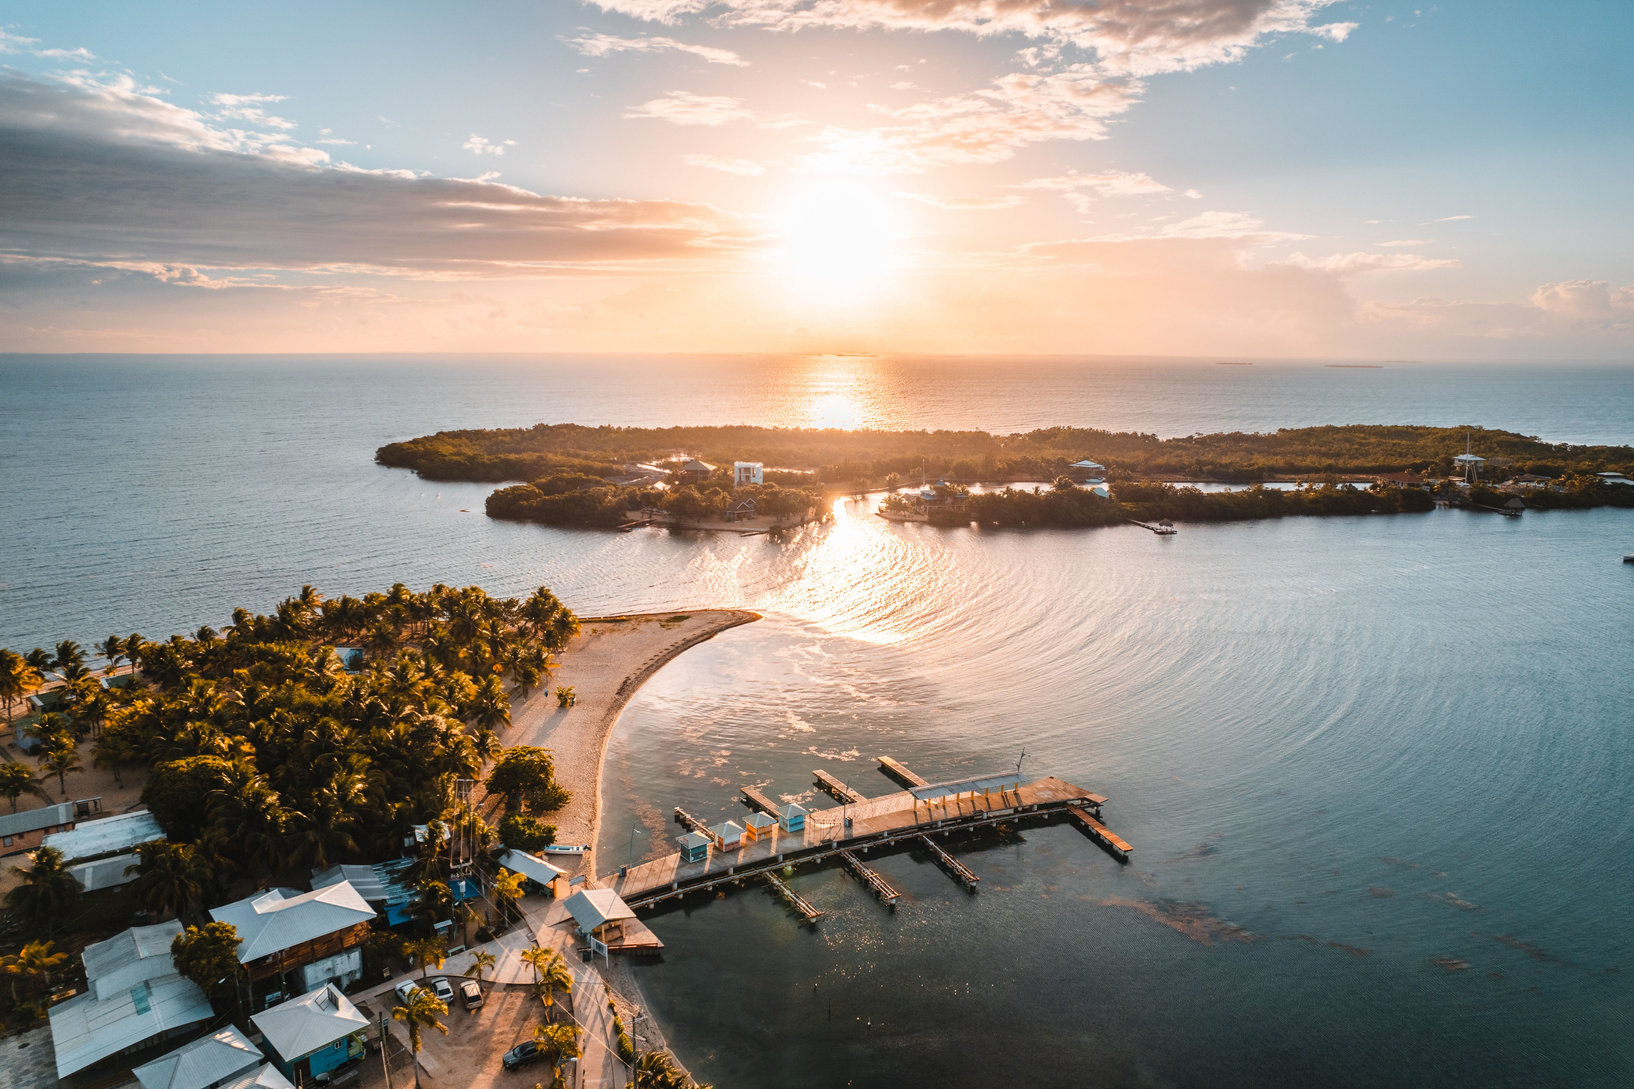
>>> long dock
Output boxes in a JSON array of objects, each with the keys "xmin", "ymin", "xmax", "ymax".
[
  {"xmin": 839, "ymin": 849, "xmax": 899, "ymax": 906},
  {"xmin": 1127, "ymin": 518, "xmax": 1178, "ymax": 535},
  {"xmin": 919, "ymin": 835, "xmax": 979, "ymax": 888},
  {"xmin": 673, "ymin": 806, "xmax": 709, "ymax": 834},
  {"xmin": 1067, "ymin": 806, "xmax": 1133, "ymax": 861},
  {"xmin": 877, "ymin": 756, "xmax": 928, "ymax": 788},
  {"xmin": 740, "ymin": 785, "xmax": 780, "ymax": 815},
  {"xmin": 814, "ymin": 769, "xmax": 867, "ymax": 804},
  {"xmin": 613, "ymin": 776, "xmax": 1105, "ymax": 909},
  {"xmin": 763, "ymin": 872, "xmax": 823, "ymax": 923}
]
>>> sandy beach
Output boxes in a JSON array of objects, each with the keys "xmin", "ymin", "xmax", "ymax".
[{"xmin": 505, "ymin": 608, "xmax": 760, "ymax": 881}]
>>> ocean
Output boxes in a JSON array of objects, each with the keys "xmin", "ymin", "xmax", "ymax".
[{"xmin": 2, "ymin": 354, "xmax": 1632, "ymax": 1086}]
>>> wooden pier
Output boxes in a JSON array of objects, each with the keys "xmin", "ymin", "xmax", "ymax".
[
  {"xmin": 673, "ymin": 806, "xmax": 710, "ymax": 834},
  {"xmin": 740, "ymin": 785, "xmax": 780, "ymax": 815},
  {"xmin": 612, "ymin": 776, "xmax": 1110, "ymax": 910},
  {"xmin": 919, "ymin": 835, "xmax": 979, "ymax": 888},
  {"xmin": 814, "ymin": 769, "xmax": 867, "ymax": 804},
  {"xmin": 839, "ymin": 849, "xmax": 899, "ymax": 906},
  {"xmin": 1128, "ymin": 518, "xmax": 1178, "ymax": 535},
  {"xmin": 877, "ymin": 756, "xmax": 928, "ymax": 788},
  {"xmin": 764, "ymin": 871, "xmax": 824, "ymax": 923},
  {"xmin": 1067, "ymin": 806, "xmax": 1133, "ymax": 861}
]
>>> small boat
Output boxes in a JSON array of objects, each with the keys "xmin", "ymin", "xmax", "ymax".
[
  {"xmin": 540, "ymin": 843, "xmax": 590, "ymax": 855},
  {"xmin": 1624, "ymin": 553, "xmax": 1634, "ymax": 564}
]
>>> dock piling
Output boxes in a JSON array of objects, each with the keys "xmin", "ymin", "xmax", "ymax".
[
  {"xmin": 919, "ymin": 835, "xmax": 979, "ymax": 889},
  {"xmin": 764, "ymin": 871, "xmax": 824, "ymax": 923}
]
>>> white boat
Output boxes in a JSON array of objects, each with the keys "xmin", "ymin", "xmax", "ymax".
[{"xmin": 540, "ymin": 843, "xmax": 590, "ymax": 854}]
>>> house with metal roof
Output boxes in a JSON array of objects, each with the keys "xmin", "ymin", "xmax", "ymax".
[
  {"xmin": 211, "ymin": 881, "xmax": 376, "ymax": 1007},
  {"xmin": 46, "ymin": 808, "xmax": 165, "ymax": 866},
  {"xmin": 498, "ymin": 848, "xmax": 568, "ymax": 895},
  {"xmin": 251, "ymin": 984, "xmax": 369, "ymax": 1083},
  {"xmin": 0, "ymin": 801, "xmax": 80, "ymax": 856},
  {"xmin": 48, "ymin": 922, "xmax": 214, "ymax": 1080},
  {"xmin": 132, "ymin": 1026, "xmax": 264, "ymax": 1089},
  {"xmin": 562, "ymin": 889, "xmax": 637, "ymax": 940}
]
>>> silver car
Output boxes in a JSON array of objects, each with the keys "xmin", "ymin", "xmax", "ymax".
[{"xmin": 431, "ymin": 977, "xmax": 455, "ymax": 1004}]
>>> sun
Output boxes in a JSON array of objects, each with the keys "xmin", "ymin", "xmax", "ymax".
[{"xmin": 773, "ymin": 183, "xmax": 899, "ymax": 307}]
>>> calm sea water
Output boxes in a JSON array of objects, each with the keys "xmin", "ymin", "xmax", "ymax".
[{"xmin": 2, "ymin": 354, "xmax": 1633, "ymax": 1086}]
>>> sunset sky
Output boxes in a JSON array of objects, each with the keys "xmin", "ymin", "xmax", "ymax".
[{"xmin": 1, "ymin": 0, "xmax": 1629, "ymax": 358}]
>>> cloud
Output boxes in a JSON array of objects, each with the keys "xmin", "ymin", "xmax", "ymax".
[
  {"xmin": 1018, "ymin": 170, "xmax": 1170, "ymax": 196},
  {"xmin": 209, "ymin": 92, "xmax": 297, "ymax": 131},
  {"xmin": 1377, "ymin": 238, "xmax": 1428, "ymax": 247},
  {"xmin": 0, "ymin": 29, "xmax": 95, "ymax": 60},
  {"xmin": 462, "ymin": 133, "xmax": 517, "ymax": 155},
  {"xmin": 587, "ymin": 0, "xmax": 1354, "ymax": 73},
  {"xmin": 1281, "ymin": 251, "xmax": 1460, "ymax": 274},
  {"xmin": 563, "ymin": 32, "xmax": 749, "ymax": 66},
  {"xmin": 897, "ymin": 192, "xmax": 1025, "ymax": 209},
  {"xmin": 683, "ymin": 153, "xmax": 766, "ymax": 175},
  {"xmin": 1529, "ymin": 279, "xmax": 1631, "ymax": 320},
  {"xmin": 1429, "ymin": 214, "xmax": 1474, "ymax": 222},
  {"xmin": 800, "ymin": 67, "xmax": 1140, "ymax": 173},
  {"xmin": 1088, "ymin": 209, "xmax": 1310, "ymax": 242},
  {"xmin": 625, "ymin": 90, "xmax": 799, "ymax": 127},
  {"xmin": 0, "ymin": 71, "xmax": 751, "ymax": 277}
]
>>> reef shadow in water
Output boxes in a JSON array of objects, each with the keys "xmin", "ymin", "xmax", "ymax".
[{"xmin": 1097, "ymin": 896, "xmax": 1258, "ymax": 945}]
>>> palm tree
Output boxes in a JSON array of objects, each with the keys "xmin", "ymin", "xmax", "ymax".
[
  {"xmin": 632, "ymin": 1049, "xmax": 707, "ymax": 1089},
  {"xmin": 125, "ymin": 841, "xmax": 209, "ymax": 920},
  {"xmin": 0, "ymin": 649, "xmax": 44, "ymax": 722},
  {"xmin": 532, "ymin": 1022, "xmax": 580, "ymax": 1083},
  {"xmin": 0, "ymin": 761, "xmax": 46, "ymax": 812},
  {"xmin": 391, "ymin": 987, "xmax": 448, "ymax": 1089},
  {"xmin": 519, "ymin": 945, "xmax": 552, "ymax": 996},
  {"xmin": 38, "ymin": 737, "xmax": 84, "ymax": 796},
  {"xmin": 51, "ymin": 641, "xmax": 85, "ymax": 676},
  {"xmin": 5, "ymin": 847, "xmax": 80, "ymax": 936},
  {"xmin": 465, "ymin": 950, "xmax": 496, "ymax": 985},
  {"xmin": 92, "ymin": 728, "xmax": 141, "ymax": 789},
  {"xmin": 536, "ymin": 948, "xmax": 573, "ymax": 1019},
  {"xmin": 491, "ymin": 868, "xmax": 525, "ymax": 927},
  {"xmin": 3, "ymin": 940, "xmax": 68, "ymax": 1003},
  {"xmin": 404, "ymin": 936, "xmax": 446, "ymax": 981},
  {"xmin": 468, "ymin": 675, "xmax": 511, "ymax": 733}
]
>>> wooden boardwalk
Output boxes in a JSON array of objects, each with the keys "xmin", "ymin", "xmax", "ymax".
[
  {"xmin": 814, "ymin": 769, "xmax": 867, "ymax": 804},
  {"xmin": 611, "ymin": 776, "xmax": 1105, "ymax": 908},
  {"xmin": 919, "ymin": 835, "xmax": 979, "ymax": 888},
  {"xmin": 839, "ymin": 849, "xmax": 899, "ymax": 906},
  {"xmin": 740, "ymin": 785, "xmax": 779, "ymax": 815},
  {"xmin": 877, "ymin": 755, "xmax": 928, "ymax": 788},
  {"xmin": 673, "ymin": 806, "xmax": 709, "ymax": 834},
  {"xmin": 1067, "ymin": 806, "xmax": 1133, "ymax": 861}
]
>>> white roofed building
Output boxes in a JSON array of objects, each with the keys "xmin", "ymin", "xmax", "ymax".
[
  {"xmin": 733, "ymin": 461, "xmax": 764, "ymax": 487},
  {"xmin": 251, "ymin": 984, "xmax": 369, "ymax": 1083},
  {"xmin": 498, "ymin": 848, "xmax": 568, "ymax": 895},
  {"xmin": 48, "ymin": 922, "xmax": 214, "ymax": 1080},
  {"xmin": 132, "ymin": 1026, "xmax": 265, "ymax": 1089},
  {"xmin": 211, "ymin": 881, "xmax": 376, "ymax": 1008}
]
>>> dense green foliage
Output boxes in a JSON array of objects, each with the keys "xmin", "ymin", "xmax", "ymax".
[
  {"xmin": 486, "ymin": 479, "xmax": 821, "ymax": 528},
  {"xmin": 930, "ymin": 480, "xmax": 1439, "ymax": 528},
  {"xmin": 380, "ymin": 422, "xmax": 1634, "ymax": 487},
  {"xmin": 485, "ymin": 747, "xmax": 570, "ymax": 816},
  {"xmin": 170, "ymin": 922, "xmax": 244, "ymax": 1008},
  {"xmin": 498, "ymin": 813, "xmax": 557, "ymax": 852}
]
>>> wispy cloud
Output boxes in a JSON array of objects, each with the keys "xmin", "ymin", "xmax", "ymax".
[
  {"xmin": 1429, "ymin": 214, "xmax": 1475, "ymax": 222},
  {"xmin": 626, "ymin": 90, "xmax": 798, "ymax": 127},
  {"xmin": 462, "ymin": 133, "xmax": 516, "ymax": 155},
  {"xmin": 564, "ymin": 32, "xmax": 749, "ymax": 66},
  {"xmin": 683, "ymin": 153, "xmax": 765, "ymax": 175},
  {"xmin": 0, "ymin": 29, "xmax": 95, "ymax": 60},
  {"xmin": 1282, "ymin": 251, "xmax": 1460, "ymax": 274},
  {"xmin": 1090, "ymin": 209, "xmax": 1311, "ymax": 242},
  {"xmin": 897, "ymin": 192, "xmax": 1025, "ymax": 210},
  {"xmin": 209, "ymin": 92, "xmax": 297, "ymax": 131},
  {"xmin": 1377, "ymin": 238, "xmax": 1428, "ymax": 247}
]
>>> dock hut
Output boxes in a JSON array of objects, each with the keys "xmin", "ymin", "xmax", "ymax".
[
  {"xmin": 743, "ymin": 812, "xmax": 777, "ymax": 842},
  {"xmin": 776, "ymin": 803, "xmax": 807, "ymax": 834},
  {"xmin": 677, "ymin": 831, "xmax": 712, "ymax": 863},
  {"xmin": 561, "ymin": 889, "xmax": 639, "ymax": 952},
  {"xmin": 708, "ymin": 821, "xmax": 744, "ymax": 851}
]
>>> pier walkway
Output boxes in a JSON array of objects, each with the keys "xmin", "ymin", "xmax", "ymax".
[
  {"xmin": 814, "ymin": 769, "xmax": 867, "ymax": 804},
  {"xmin": 611, "ymin": 776, "xmax": 1104, "ymax": 908},
  {"xmin": 877, "ymin": 756, "xmax": 928, "ymax": 788}
]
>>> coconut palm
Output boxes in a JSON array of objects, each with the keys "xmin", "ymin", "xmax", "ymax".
[
  {"xmin": 632, "ymin": 1049, "xmax": 708, "ymax": 1089},
  {"xmin": 391, "ymin": 987, "xmax": 448, "ymax": 1089},
  {"xmin": 404, "ymin": 936, "xmax": 446, "ymax": 981},
  {"xmin": 92, "ymin": 727, "xmax": 141, "ymax": 789},
  {"xmin": 5, "ymin": 847, "xmax": 80, "ymax": 936},
  {"xmin": 37, "ymin": 736, "xmax": 84, "ymax": 796},
  {"xmin": 3, "ymin": 940, "xmax": 68, "ymax": 1003},
  {"xmin": 535, "ymin": 947, "xmax": 573, "ymax": 1018},
  {"xmin": 0, "ymin": 761, "xmax": 47, "ymax": 812},
  {"xmin": 126, "ymin": 841, "xmax": 209, "ymax": 920},
  {"xmin": 519, "ymin": 945, "xmax": 553, "ymax": 997},
  {"xmin": 468, "ymin": 675, "xmax": 511, "ymax": 733},
  {"xmin": 465, "ymin": 949, "xmax": 496, "ymax": 985},
  {"xmin": 0, "ymin": 649, "xmax": 44, "ymax": 722},
  {"xmin": 532, "ymin": 1022, "xmax": 580, "ymax": 1083},
  {"xmin": 491, "ymin": 867, "xmax": 525, "ymax": 927},
  {"xmin": 51, "ymin": 641, "xmax": 85, "ymax": 676}
]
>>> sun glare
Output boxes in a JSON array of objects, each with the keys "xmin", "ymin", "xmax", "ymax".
[{"xmin": 774, "ymin": 184, "xmax": 898, "ymax": 306}]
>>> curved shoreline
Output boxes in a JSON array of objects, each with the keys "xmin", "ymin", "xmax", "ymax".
[{"xmin": 507, "ymin": 608, "xmax": 762, "ymax": 883}]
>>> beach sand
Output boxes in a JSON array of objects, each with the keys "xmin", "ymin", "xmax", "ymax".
[{"xmin": 506, "ymin": 608, "xmax": 760, "ymax": 881}]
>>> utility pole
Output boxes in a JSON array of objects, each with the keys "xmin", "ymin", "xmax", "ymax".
[{"xmin": 378, "ymin": 1009, "xmax": 393, "ymax": 1089}]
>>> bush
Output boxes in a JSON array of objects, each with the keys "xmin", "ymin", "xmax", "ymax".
[{"xmin": 499, "ymin": 813, "xmax": 557, "ymax": 852}]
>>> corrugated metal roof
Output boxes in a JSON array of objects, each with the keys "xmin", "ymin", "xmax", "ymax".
[
  {"xmin": 251, "ymin": 984, "xmax": 368, "ymax": 1062},
  {"xmin": 45, "ymin": 810, "xmax": 164, "ymax": 861},
  {"xmin": 133, "ymin": 1027, "xmax": 262, "ymax": 1089},
  {"xmin": 563, "ymin": 888, "xmax": 637, "ymax": 932},
  {"xmin": 218, "ymin": 1065, "xmax": 295, "ymax": 1089},
  {"xmin": 0, "ymin": 801, "xmax": 76, "ymax": 838},
  {"xmin": 498, "ymin": 849, "xmax": 566, "ymax": 886},
  {"xmin": 82, "ymin": 921, "xmax": 185, "ymax": 1000},
  {"xmin": 311, "ymin": 864, "xmax": 387, "ymax": 901},
  {"xmin": 910, "ymin": 773, "xmax": 1022, "ymax": 803},
  {"xmin": 71, "ymin": 852, "xmax": 141, "ymax": 892},
  {"xmin": 49, "ymin": 973, "xmax": 213, "ymax": 1078},
  {"xmin": 211, "ymin": 881, "xmax": 376, "ymax": 962}
]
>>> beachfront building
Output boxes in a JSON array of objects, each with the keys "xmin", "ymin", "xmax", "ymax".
[
  {"xmin": 777, "ymin": 803, "xmax": 807, "ymax": 834},
  {"xmin": 251, "ymin": 984, "xmax": 369, "ymax": 1083},
  {"xmin": 1069, "ymin": 459, "xmax": 1106, "ymax": 483},
  {"xmin": 679, "ymin": 459, "xmax": 715, "ymax": 480},
  {"xmin": 48, "ymin": 922, "xmax": 215, "ymax": 1081},
  {"xmin": 131, "ymin": 1026, "xmax": 276, "ymax": 1089},
  {"xmin": 723, "ymin": 497, "xmax": 758, "ymax": 523},
  {"xmin": 0, "ymin": 801, "xmax": 83, "ymax": 856},
  {"xmin": 561, "ymin": 889, "xmax": 639, "ymax": 956},
  {"xmin": 210, "ymin": 881, "xmax": 376, "ymax": 1009},
  {"xmin": 677, "ymin": 831, "xmax": 711, "ymax": 864},
  {"xmin": 708, "ymin": 821, "xmax": 744, "ymax": 851},
  {"xmin": 733, "ymin": 461, "xmax": 764, "ymax": 487},
  {"xmin": 743, "ymin": 812, "xmax": 777, "ymax": 842},
  {"xmin": 1597, "ymin": 471, "xmax": 1634, "ymax": 487},
  {"xmin": 498, "ymin": 848, "xmax": 569, "ymax": 897}
]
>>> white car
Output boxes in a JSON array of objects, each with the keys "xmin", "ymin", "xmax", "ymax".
[
  {"xmin": 394, "ymin": 980, "xmax": 425, "ymax": 1005},
  {"xmin": 431, "ymin": 977, "xmax": 455, "ymax": 1004}
]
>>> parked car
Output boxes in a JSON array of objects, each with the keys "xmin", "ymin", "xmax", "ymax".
[
  {"xmin": 459, "ymin": 979, "xmax": 483, "ymax": 1011},
  {"xmin": 431, "ymin": 977, "xmax": 455, "ymax": 1004},
  {"xmin": 502, "ymin": 1042, "xmax": 540, "ymax": 1071},
  {"xmin": 394, "ymin": 980, "xmax": 425, "ymax": 1005}
]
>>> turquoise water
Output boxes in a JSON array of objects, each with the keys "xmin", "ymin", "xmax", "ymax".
[{"xmin": 2, "ymin": 354, "xmax": 1633, "ymax": 1085}]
